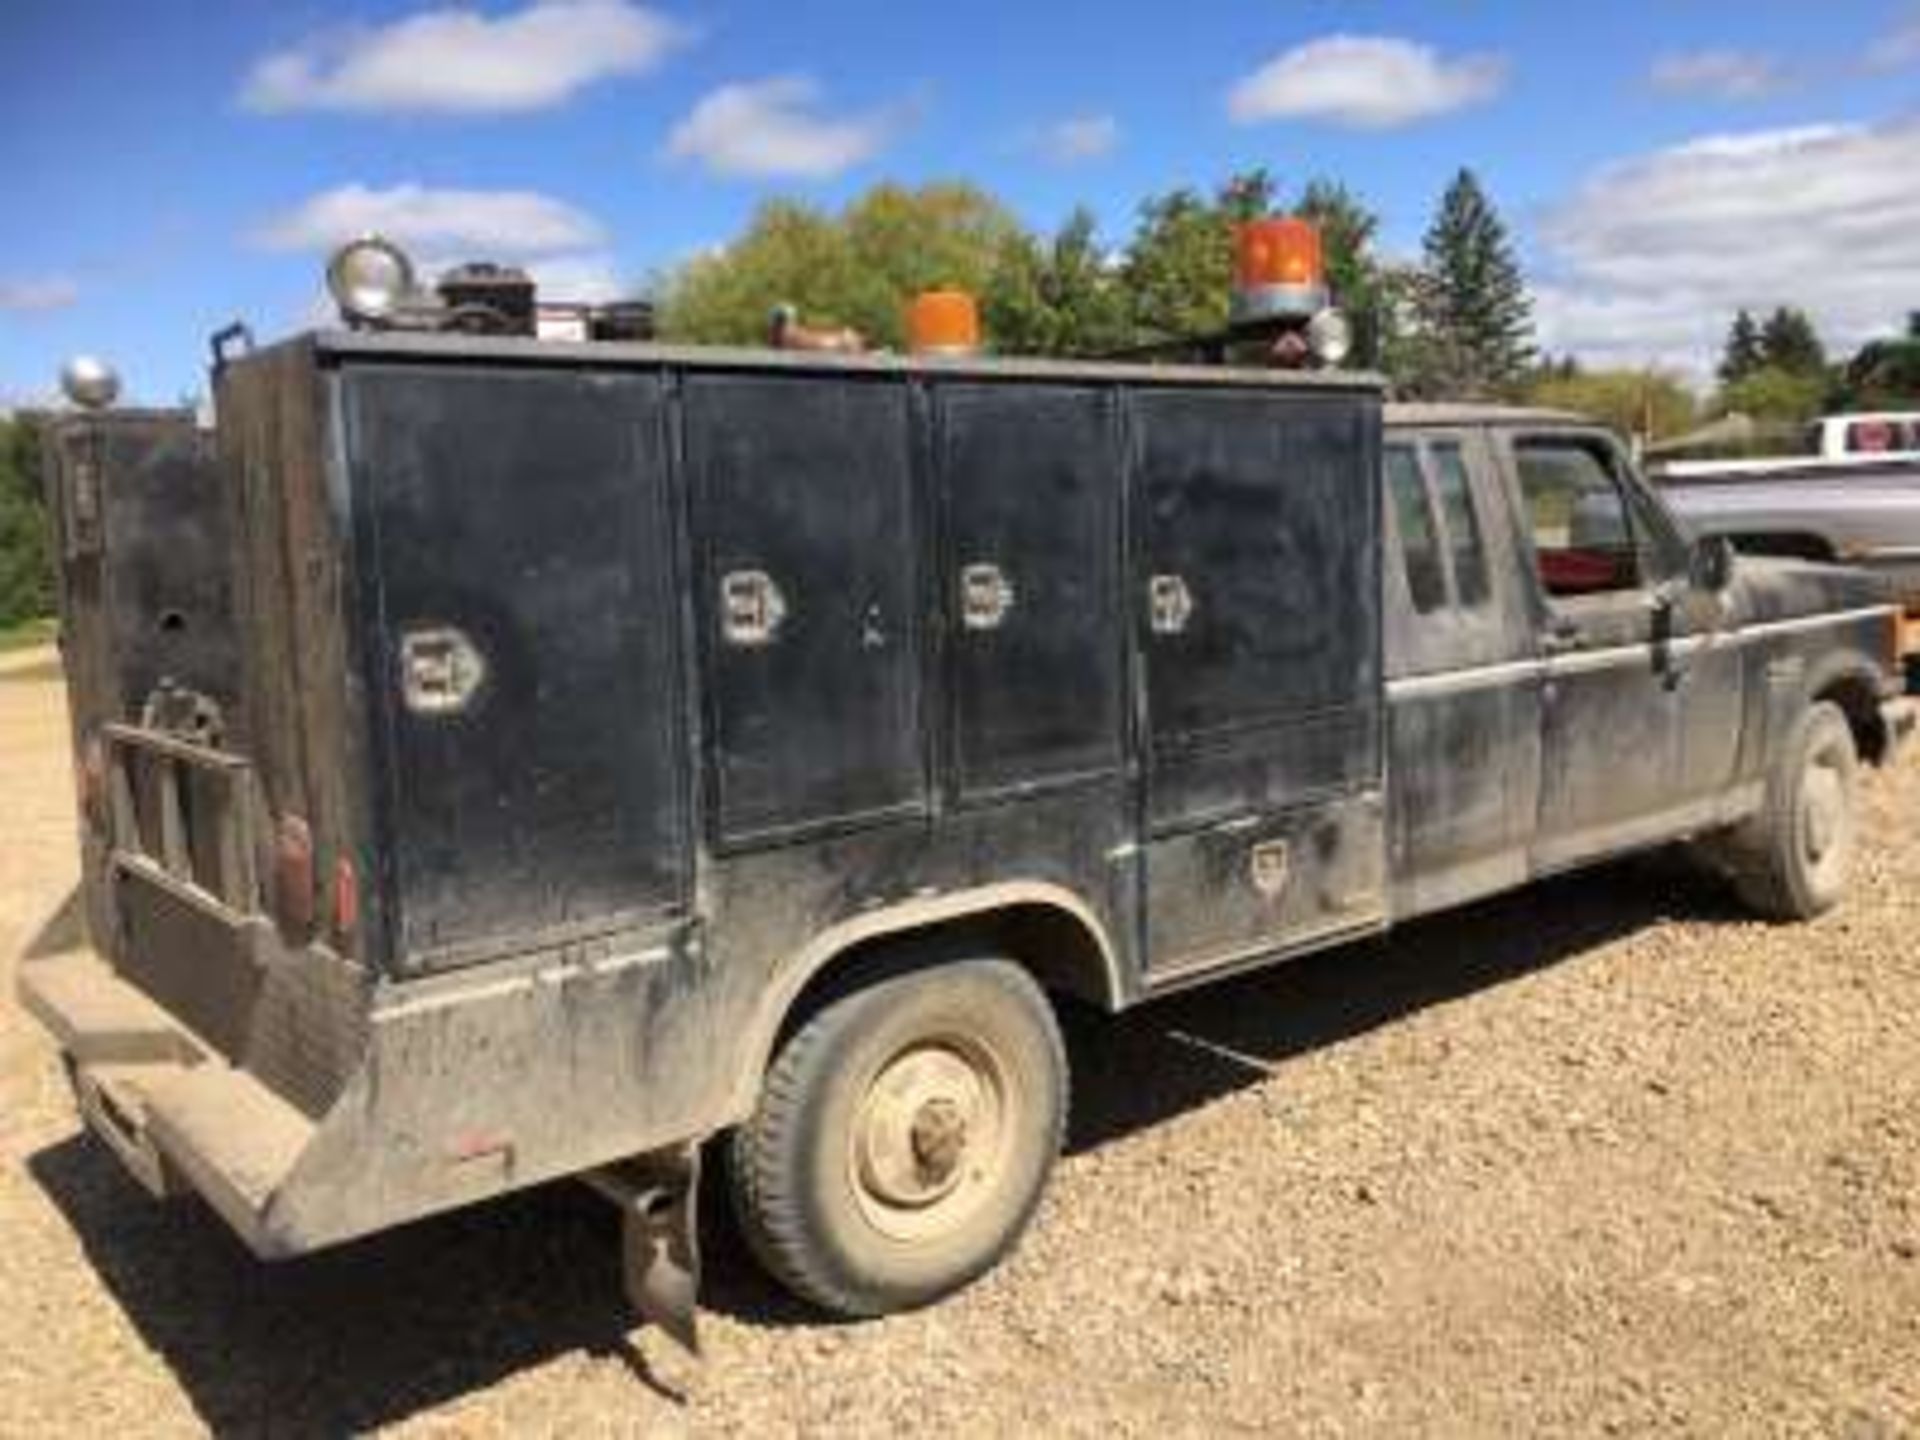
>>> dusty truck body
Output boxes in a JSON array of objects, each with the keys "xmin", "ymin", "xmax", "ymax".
[{"xmin": 19, "ymin": 337, "xmax": 1913, "ymax": 1340}]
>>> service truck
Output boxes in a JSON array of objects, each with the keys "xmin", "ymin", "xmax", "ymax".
[{"xmin": 19, "ymin": 239, "xmax": 1914, "ymax": 1348}]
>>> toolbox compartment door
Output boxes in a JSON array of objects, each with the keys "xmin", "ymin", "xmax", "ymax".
[
  {"xmin": 346, "ymin": 365, "xmax": 689, "ymax": 967},
  {"xmin": 684, "ymin": 374, "xmax": 926, "ymax": 845},
  {"xmin": 935, "ymin": 383, "xmax": 1125, "ymax": 801}
]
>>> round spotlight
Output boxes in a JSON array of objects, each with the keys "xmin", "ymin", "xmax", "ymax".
[
  {"xmin": 1305, "ymin": 308, "xmax": 1353, "ymax": 368},
  {"xmin": 59, "ymin": 355, "xmax": 121, "ymax": 410},
  {"xmin": 325, "ymin": 236, "xmax": 416, "ymax": 325}
]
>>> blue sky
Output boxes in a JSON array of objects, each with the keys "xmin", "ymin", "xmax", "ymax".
[{"xmin": 2, "ymin": 0, "xmax": 1918, "ymax": 404}]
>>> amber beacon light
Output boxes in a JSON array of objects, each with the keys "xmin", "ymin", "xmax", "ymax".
[
  {"xmin": 1231, "ymin": 217, "xmax": 1329, "ymax": 325},
  {"xmin": 906, "ymin": 289, "xmax": 982, "ymax": 356}
]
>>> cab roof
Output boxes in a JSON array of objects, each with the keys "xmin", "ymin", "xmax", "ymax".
[{"xmin": 1385, "ymin": 402, "xmax": 1596, "ymax": 430}]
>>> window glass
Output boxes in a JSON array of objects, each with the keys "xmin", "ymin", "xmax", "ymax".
[
  {"xmin": 1428, "ymin": 442, "xmax": 1489, "ymax": 607},
  {"xmin": 1385, "ymin": 444, "xmax": 1445, "ymax": 613},
  {"xmin": 1514, "ymin": 441, "xmax": 1640, "ymax": 599},
  {"xmin": 1848, "ymin": 419, "xmax": 1897, "ymax": 454}
]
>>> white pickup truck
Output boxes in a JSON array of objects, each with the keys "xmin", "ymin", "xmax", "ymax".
[{"xmin": 1649, "ymin": 422, "xmax": 1920, "ymax": 684}]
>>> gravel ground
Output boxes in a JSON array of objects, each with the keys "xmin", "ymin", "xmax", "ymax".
[{"xmin": 3, "ymin": 649, "xmax": 1917, "ymax": 1437}]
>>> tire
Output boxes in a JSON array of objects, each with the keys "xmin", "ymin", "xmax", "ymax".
[
  {"xmin": 728, "ymin": 955, "xmax": 1068, "ymax": 1317},
  {"xmin": 1723, "ymin": 699, "xmax": 1859, "ymax": 920}
]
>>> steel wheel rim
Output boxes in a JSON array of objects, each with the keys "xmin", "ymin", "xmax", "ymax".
[
  {"xmin": 847, "ymin": 1034, "xmax": 1013, "ymax": 1243},
  {"xmin": 1799, "ymin": 736, "xmax": 1853, "ymax": 878}
]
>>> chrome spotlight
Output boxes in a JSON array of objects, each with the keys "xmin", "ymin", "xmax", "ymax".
[
  {"xmin": 59, "ymin": 355, "xmax": 121, "ymax": 410},
  {"xmin": 325, "ymin": 236, "xmax": 418, "ymax": 326}
]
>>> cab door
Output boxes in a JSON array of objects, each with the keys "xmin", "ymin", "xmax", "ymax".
[
  {"xmin": 1502, "ymin": 431, "xmax": 1713, "ymax": 865},
  {"xmin": 1382, "ymin": 429, "xmax": 1541, "ymax": 917}
]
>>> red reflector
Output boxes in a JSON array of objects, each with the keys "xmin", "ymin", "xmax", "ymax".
[
  {"xmin": 275, "ymin": 816, "xmax": 315, "ymax": 933},
  {"xmin": 76, "ymin": 735, "xmax": 108, "ymax": 831},
  {"xmin": 332, "ymin": 855, "xmax": 360, "ymax": 944}
]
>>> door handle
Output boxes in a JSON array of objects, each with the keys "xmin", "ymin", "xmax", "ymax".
[{"xmin": 1541, "ymin": 620, "xmax": 1581, "ymax": 656}]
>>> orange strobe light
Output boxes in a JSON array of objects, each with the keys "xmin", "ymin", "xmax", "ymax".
[
  {"xmin": 1231, "ymin": 217, "xmax": 1329, "ymax": 325},
  {"xmin": 906, "ymin": 289, "xmax": 982, "ymax": 356}
]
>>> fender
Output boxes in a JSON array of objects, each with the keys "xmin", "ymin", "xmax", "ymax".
[{"xmin": 723, "ymin": 880, "xmax": 1122, "ymax": 1121}]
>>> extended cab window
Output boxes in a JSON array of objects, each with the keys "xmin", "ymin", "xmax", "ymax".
[
  {"xmin": 1428, "ymin": 441, "xmax": 1490, "ymax": 607},
  {"xmin": 1514, "ymin": 440, "xmax": 1641, "ymax": 600},
  {"xmin": 1386, "ymin": 443, "xmax": 1445, "ymax": 613}
]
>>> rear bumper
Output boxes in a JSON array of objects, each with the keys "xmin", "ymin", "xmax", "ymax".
[
  {"xmin": 19, "ymin": 946, "xmax": 316, "ymax": 1256},
  {"xmin": 19, "ymin": 913, "xmax": 723, "ymax": 1260}
]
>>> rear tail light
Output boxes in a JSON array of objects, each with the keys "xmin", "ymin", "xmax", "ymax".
[
  {"xmin": 274, "ymin": 815, "xmax": 315, "ymax": 934},
  {"xmin": 76, "ymin": 734, "xmax": 108, "ymax": 831},
  {"xmin": 332, "ymin": 854, "xmax": 360, "ymax": 949}
]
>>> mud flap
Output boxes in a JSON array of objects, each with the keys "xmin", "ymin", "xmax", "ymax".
[{"xmin": 585, "ymin": 1145, "xmax": 702, "ymax": 1355}]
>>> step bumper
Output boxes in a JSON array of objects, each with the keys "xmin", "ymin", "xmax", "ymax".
[{"xmin": 19, "ymin": 947, "xmax": 315, "ymax": 1256}]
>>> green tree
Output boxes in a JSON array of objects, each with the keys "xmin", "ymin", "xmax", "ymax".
[
  {"xmin": 1719, "ymin": 364, "xmax": 1828, "ymax": 424},
  {"xmin": 657, "ymin": 183, "xmax": 1023, "ymax": 350},
  {"xmin": 1717, "ymin": 309, "xmax": 1764, "ymax": 386},
  {"xmin": 1120, "ymin": 182, "xmax": 1239, "ymax": 342},
  {"xmin": 1120, "ymin": 169, "xmax": 1392, "ymax": 365},
  {"xmin": 1836, "ymin": 335, "xmax": 1920, "ymax": 410},
  {"xmin": 1406, "ymin": 168, "xmax": 1537, "ymax": 397},
  {"xmin": 1758, "ymin": 306, "xmax": 1826, "ymax": 376},
  {"xmin": 0, "ymin": 416, "xmax": 54, "ymax": 628},
  {"xmin": 984, "ymin": 207, "xmax": 1132, "ymax": 357},
  {"xmin": 1526, "ymin": 368, "xmax": 1698, "ymax": 444}
]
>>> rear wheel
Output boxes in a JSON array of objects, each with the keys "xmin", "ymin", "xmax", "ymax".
[
  {"xmin": 1720, "ymin": 699, "xmax": 1858, "ymax": 920},
  {"xmin": 728, "ymin": 955, "xmax": 1067, "ymax": 1317}
]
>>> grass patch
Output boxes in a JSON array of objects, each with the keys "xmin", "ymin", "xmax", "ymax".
[{"xmin": 0, "ymin": 616, "xmax": 56, "ymax": 653}]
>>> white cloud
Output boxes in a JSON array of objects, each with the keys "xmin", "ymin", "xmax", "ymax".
[
  {"xmin": 253, "ymin": 183, "xmax": 606, "ymax": 255},
  {"xmin": 665, "ymin": 75, "xmax": 903, "ymax": 179},
  {"xmin": 1533, "ymin": 117, "xmax": 1920, "ymax": 374},
  {"xmin": 1649, "ymin": 49, "xmax": 1786, "ymax": 99},
  {"xmin": 1030, "ymin": 113, "xmax": 1120, "ymax": 164},
  {"xmin": 241, "ymin": 0, "xmax": 687, "ymax": 115},
  {"xmin": 1227, "ymin": 35, "xmax": 1505, "ymax": 130},
  {"xmin": 0, "ymin": 276, "xmax": 80, "ymax": 312}
]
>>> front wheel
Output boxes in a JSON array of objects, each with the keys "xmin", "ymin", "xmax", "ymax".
[
  {"xmin": 728, "ymin": 955, "xmax": 1068, "ymax": 1317},
  {"xmin": 1718, "ymin": 699, "xmax": 1859, "ymax": 920}
]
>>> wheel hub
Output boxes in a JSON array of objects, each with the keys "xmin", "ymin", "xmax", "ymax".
[
  {"xmin": 910, "ymin": 1097, "xmax": 968, "ymax": 1181},
  {"xmin": 849, "ymin": 1039, "xmax": 1011, "ymax": 1240}
]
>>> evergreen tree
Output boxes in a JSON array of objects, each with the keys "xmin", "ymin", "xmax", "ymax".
[
  {"xmin": 984, "ymin": 207, "xmax": 1132, "ymax": 357},
  {"xmin": 1410, "ymin": 168, "xmax": 1536, "ymax": 396},
  {"xmin": 1717, "ymin": 309, "xmax": 1764, "ymax": 386},
  {"xmin": 1758, "ymin": 306, "xmax": 1826, "ymax": 376}
]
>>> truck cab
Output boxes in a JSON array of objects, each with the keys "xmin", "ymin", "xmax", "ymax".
[{"xmin": 1385, "ymin": 404, "xmax": 1910, "ymax": 919}]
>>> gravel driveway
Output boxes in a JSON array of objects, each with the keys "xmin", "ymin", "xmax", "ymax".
[{"xmin": 3, "ymin": 651, "xmax": 1916, "ymax": 1436}]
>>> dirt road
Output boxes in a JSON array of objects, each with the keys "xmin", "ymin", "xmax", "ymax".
[{"xmin": 3, "ymin": 651, "xmax": 1917, "ymax": 1436}]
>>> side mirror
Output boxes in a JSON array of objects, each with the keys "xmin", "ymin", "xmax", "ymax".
[{"xmin": 1689, "ymin": 534, "xmax": 1735, "ymax": 593}]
